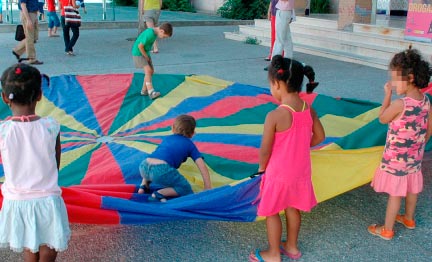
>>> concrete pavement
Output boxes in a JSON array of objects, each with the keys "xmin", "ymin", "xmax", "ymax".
[{"xmin": 0, "ymin": 9, "xmax": 431, "ymax": 262}]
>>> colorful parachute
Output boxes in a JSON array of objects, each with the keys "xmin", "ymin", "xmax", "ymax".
[{"xmin": 0, "ymin": 74, "xmax": 431, "ymax": 224}]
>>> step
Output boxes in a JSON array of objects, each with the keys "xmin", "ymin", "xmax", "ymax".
[
  {"xmin": 224, "ymin": 31, "xmax": 388, "ymax": 70},
  {"xmin": 254, "ymin": 17, "xmax": 338, "ymax": 30},
  {"xmin": 240, "ymin": 22, "xmax": 430, "ymax": 55},
  {"xmin": 353, "ymin": 23, "xmax": 405, "ymax": 38}
]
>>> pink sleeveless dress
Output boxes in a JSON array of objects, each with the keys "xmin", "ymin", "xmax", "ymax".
[
  {"xmin": 257, "ymin": 103, "xmax": 317, "ymax": 216},
  {"xmin": 371, "ymin": 95, "xmax": 430, "ymax": 196}
]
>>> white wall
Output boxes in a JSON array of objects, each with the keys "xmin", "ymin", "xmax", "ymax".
[{"xmin": 191, "ymin": 0, "xmax": 225, "ymax": 13}]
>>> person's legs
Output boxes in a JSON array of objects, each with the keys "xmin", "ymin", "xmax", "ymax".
[
  {"xmin": 39, "ymin": 245, "xmax": 58, "ymax": 262},
  {"xmin": 404, "ymin": 193, "xmax": 418, "ymax": 221},
  {"xmin": 250, "ymin": 214, "xmax": 282, "ymax": 261},
  {"xmin": 23, "ymin": 249, "xmax": 38, "ymax": 262},
  {"xmin": 273, "ymin": 10, "xmax": 292, "ymax": 58},
  {"xmin": 269, "ymin": 15, "xmax": 276, "ymax": 60},
  {"xmin": 53, "ymin": 14, "xmax": 60, "ymax": 35},
  {"xmin": 61, "ymin": 16, "xmax": 71, "ymax": 53},
  {"xmin": 282, "ymin": 11, "xmax": 293, "ymax": 59},
  {"xmin": 384, "ymin": 195, "xmax": 402, "ymax": 231},
  {"xmin": 143, "ymin": 64, "xmax": 160, "ymax": 99},
  {"xmin": 47, "ymin": 12, "xmax": 54, "ymax": 36},
  {"xmin": 145, "ymin": 17, "xmax": 158, "ymax": 53},
  {"xmin": 283, "ymin": 207, "xmax": 301, "ymax": 255},
  {"xmin": 68, "ymin": 27, "xmax": 80, "ymax": 53}
]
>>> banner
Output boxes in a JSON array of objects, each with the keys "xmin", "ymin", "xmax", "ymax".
[{"xmin": 405, "ymin": 0, "xmax": 432, "ymax": 43}]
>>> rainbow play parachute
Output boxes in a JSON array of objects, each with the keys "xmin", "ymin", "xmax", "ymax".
[{"xmin": 0, "ymin": 74, "xmax": 431, "ymax": 224}]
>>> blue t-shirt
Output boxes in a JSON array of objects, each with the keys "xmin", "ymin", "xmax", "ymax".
[
  {"xmin": 149, "ymin": 134, "xmax": 202, "ymax": 169},
  {"xmin": 19, "ymin": 0, "xmax": 39, "ymax": 12}
]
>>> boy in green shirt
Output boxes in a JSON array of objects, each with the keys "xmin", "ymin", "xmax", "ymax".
[{"xmin": 132, "ymin": 22, "xmax": 173, "ymax": 99}]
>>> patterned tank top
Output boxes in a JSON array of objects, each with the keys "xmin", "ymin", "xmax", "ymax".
[{"xmin": 379, "ymin": 95, "xmax": 430, "ymax": 176}]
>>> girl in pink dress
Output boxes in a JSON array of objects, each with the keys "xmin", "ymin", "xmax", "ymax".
[
  {"xmin": 249, "ymin": 55, "xmax": 325, "ymax": 262},
  {"xmin": 368, "ymin": 48, "xmax": 432, "ymax": 240}
]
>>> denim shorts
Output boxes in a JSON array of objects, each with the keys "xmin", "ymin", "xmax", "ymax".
[{"xmin": 139, "ymin": 159, "xmax": 193, "ymax": 196}]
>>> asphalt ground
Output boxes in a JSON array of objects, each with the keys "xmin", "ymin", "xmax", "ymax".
[{"xmin": 0, "ymin": 8, "xmax": 431, "ymax": 262}]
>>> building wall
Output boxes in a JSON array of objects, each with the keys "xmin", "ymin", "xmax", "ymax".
[{"xmin": 191, "ymin": 0, "xmax": 225, "ymax": 13}]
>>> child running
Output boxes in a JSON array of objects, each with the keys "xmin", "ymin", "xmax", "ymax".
[
  {"xmin": 132, "ymin": 22, "xmax": 173, "ymax": 99},
  {"xmin": 368, "ymin": 48, "xmax": 432, "ymax": 240},
  {"xmin": 137, "ymin": 114, "xmax": 212, "ymax": 202},
  {"xmin": 249, "ymin": 55, "xmax": 325, "ymax": 262},
  {"xmin": 0, "ymin": 64, "xmax": 71, "ymax": 261}
]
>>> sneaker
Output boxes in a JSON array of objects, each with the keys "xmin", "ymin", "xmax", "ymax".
[
  {"xmin": 395, "ymin": 214, "xmax": 416, "ymax": 229},
  {"xmin": 140, "ymin": 89, "xmax": 148, "ymax": 96},
  {"xmin": 149, "ymin": 90, "xmax": 161, "ymax": 100}
]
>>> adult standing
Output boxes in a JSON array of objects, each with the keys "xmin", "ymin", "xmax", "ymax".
[
  {"xmin": 272, "ymin": 0, "xmax": 295, "ymax": 59},
  {"xmin": 305, "ymin": 0, "xmax": 310, "ymax": 16},
  {"xmin": 141, "ymin": 0, "xmax": 162, "ymax": 53},
  {"xmin": 59, "ymin": 0, "xmax": 80, "ymax": 56},
  {"xmin": 266, "ymin": 0, "xmax": 279, "ymax": 61},
  {"xmin": 46, "ymin": 0, "xmax": 60, "ymax": 37},
  {"xmin": 12, "ymin": 0, "xmax": 43, "ymax": 64}
]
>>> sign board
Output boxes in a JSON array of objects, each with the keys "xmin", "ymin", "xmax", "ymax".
[{"xmin": 405, "ymin": 0, "xmax": 432, "ymax": 43}]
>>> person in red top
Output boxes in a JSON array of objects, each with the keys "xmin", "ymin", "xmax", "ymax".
[
  {"xmin": 59, "ymin": 0, "xmax": 80, "ymax": 55},
  {"xmin": 46, "ymin": 0, "xmax": 60, "ymax": 37}
]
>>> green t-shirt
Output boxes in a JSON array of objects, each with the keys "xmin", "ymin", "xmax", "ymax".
[{"xmin": 132, "ymin": 28, "xmax": 157, "ymax": 57}]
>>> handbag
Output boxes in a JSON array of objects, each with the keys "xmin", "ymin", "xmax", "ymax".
[
  {"xmin": 64, "ymin": 1, "xmax": 81, "ymax": 28},
  {"xmin": 15, "ymin": 24, "xmax": 25, "ymax": 41}
]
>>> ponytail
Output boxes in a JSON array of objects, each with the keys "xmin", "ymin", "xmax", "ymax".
[{"xmin": 303, "ymin": 65, "xmax": 319, "ymax": 94}]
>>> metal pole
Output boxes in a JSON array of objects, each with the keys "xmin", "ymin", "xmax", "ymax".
[
  {"xmin": 112, "ymin": 0, "xmax": 115, "ymax": 21},
  {"xmin": 102, "ymin": 0, "xmax": 106, "ymax": 20}
]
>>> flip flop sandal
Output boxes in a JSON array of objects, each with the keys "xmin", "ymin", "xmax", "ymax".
[
  {"xmin": 396, "ymin": 214, "xmax": 416, "ymax": 229},
  {"xmin": 368, "ymin": 224, "xmax": 394, "ymax": 240},
  {"xmin": 248, "ymin": 249, "xmax": 265, "ymax": 262},
  {"xmin": 12, "ymin": 50, "xmax": 20, "ymax": 60},
  {"xmin": 140, "ymin": 89, "xmax": 149, "ymax": 96},
  {"xmin": 280, "ymin": 245, "xmax": 302, "ymax": 260},
  {"xmin": 29, "ymin": 60, "xmax": 44, "ymax": 65}
]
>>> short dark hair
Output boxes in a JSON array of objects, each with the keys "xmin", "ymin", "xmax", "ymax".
[
  {"xmin": 159, "ymin": 23, "xmax": 173, "ymax": 37},
  {"xmin": 389, "ymin": 48, "xmax": 432, "ymax": 88},
  {"xmin": 173, "ymin": 114, "xmax": 196, "ymax": 138},
  {"xmin": 1, "ymin": 63, "xmax": 43, "ymax": 105}
]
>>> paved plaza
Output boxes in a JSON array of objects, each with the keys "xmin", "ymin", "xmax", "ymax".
[{"xmin": 0, "ymin": 7, "xmax": 431, "ymax": 262}]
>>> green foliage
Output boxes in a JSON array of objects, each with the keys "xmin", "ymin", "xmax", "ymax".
[
  {"xmin": 162, "ymin": 0, "xmax": 196, "ymax": 12},
  {"xmin": 218, "ymin": 0, "xmax": 269, "ymax": 20},
  {"xmin": 114, "ymin": 0, "xmax": 137, "ymax": 7},
  {"xmin": 244, "ymin": 36, "xmax": 261, "ymax": 45},
  {"xmin": 311, "ymin": 0, "xmax": 330, "ymax": 14}
]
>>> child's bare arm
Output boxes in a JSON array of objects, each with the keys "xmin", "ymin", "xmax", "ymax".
[
  {"xmin": 310, "ymin": 108, "xmax": 325, "ymax": 147},
  {"xmin": 138, "ymin": 43, "xmax": 150, "ymax": 61},
  {"xmin": 379, "ymin": 82, "xmax": 403, "ymax": 124},
  {"xmin": 259, "ymin": 112, "xmax": 276, "ymax": 172},
  {"xmin": 195, "ymin": 157, "xmax": 212, "ymax": 190}
]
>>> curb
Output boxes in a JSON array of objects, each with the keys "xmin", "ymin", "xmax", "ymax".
[{"xmin": 0, "ymin": 20, "xmax": 253, "ymax": 33}]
